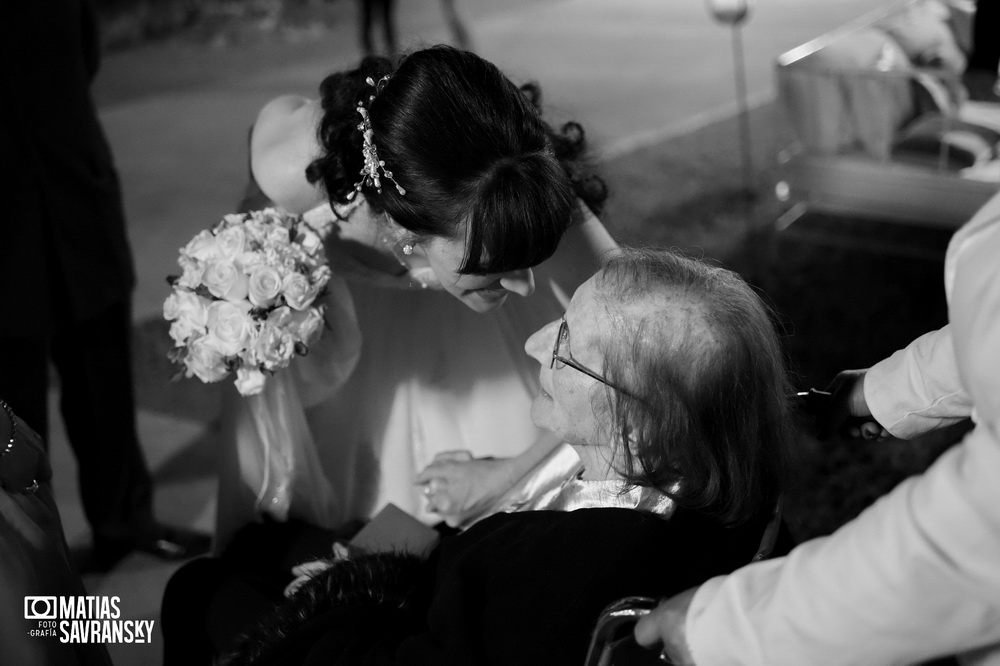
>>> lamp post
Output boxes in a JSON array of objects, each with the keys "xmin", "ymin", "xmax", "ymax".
[{"xmin": 705, "ymin": 0, "xmax": 755, "ymax": 224}]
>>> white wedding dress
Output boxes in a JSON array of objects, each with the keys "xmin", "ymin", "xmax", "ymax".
[{"xmin": 214, "ymin": 201, "xmax": 611, "ymax": 550}]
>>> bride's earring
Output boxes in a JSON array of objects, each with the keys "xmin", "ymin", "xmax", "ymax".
[{"xmin": 402, "ymin": 243, "xmax": 414, "ymax": 256}]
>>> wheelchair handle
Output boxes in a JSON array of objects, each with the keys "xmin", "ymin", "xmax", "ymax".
[{"xmin": 584, "ymin": 596, "xmax": 673, "ymax": 666}]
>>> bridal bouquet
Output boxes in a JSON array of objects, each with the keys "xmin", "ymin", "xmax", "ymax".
[{"xmin": 164, "ymin": 208, "xmax": 331, "ymax": 396}]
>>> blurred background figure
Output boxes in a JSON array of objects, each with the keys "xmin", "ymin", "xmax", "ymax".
[
  {"xmin": 0, "ymin": 403, "xmax": 112, "ymax": 666},
  {"xmin": 356, "ymin": 0, "xmax": 397, "ymax": 57},
  {"xmin": 0, "ymin": 0, "xmax": 209, "ymax": 571}
]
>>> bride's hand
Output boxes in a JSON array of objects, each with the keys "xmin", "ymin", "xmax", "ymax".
[{"xmin": 415, "ymin": 451, "xmax": 518, "ymax": 527}]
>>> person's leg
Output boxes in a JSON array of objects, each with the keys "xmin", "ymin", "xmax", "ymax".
[
  {"xmin": 50, "ymin": 299, "xmax": 155, "ymax": 544},
  {"xmin": 0, "ymin": 334, "xmax": 51, "ymax": 446},
  {"xmin": 358, "ymin": 0, "xmax": 375, "ymax": 56},
  {"xmin": 381, "ymin": 0, "xmax": 398, "ymax": 55},
  {"xmin": 440, "ymin": 0, "xmax": 472, "ymax": 51},
  {"xmin": 964, "ymin": 0, "xmax": 1000, "ymax": 100},
  {"xmin": 968, "ymin": 0, "xmax": 1000, "ymax": 74}
]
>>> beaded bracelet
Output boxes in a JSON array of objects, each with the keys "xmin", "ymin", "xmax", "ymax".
[{"xmin": 0, "ymin": 399, "xmax": 15, "ymax": 460}]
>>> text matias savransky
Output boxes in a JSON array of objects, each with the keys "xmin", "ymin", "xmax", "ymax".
[{"xmin": 24, "ymin": 595, "xmax": 155, "ymax": 644}]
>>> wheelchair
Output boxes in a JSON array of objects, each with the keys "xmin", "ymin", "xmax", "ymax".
[
  {"xmin": 583, "ymin": 389, "xmax": 825, "ymax": 665},
  {"xmin": 583, "ymin": 498, "xmax": 790, "ymax": 666}
]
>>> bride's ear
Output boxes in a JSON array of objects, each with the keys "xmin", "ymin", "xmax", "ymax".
[
  {"xmin": 380, "ymin": 216, "xmax": 421, "ymax": 254},
  {"xmin": 380, "ymin": 214, "xmax": 409, "ymax": 239}
]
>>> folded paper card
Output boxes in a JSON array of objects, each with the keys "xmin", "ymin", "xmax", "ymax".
[{"xmin": 349, "ymin": 503, "xmax": 440, "ymax": 558}]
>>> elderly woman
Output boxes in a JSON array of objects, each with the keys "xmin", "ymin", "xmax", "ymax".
[{"xmin": 163, "ymin": 247, "xmax": 794, "ymax": 666}]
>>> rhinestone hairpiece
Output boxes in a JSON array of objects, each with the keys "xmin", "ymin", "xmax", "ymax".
[{"xmin": 348, "ymin": 76, "xmax": 406, "ymax": 199}]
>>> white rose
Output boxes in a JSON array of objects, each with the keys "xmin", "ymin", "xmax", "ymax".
[
  {"xmin": 234, "ymin": 366, "xmax": 267, "ymax": 396},
  {"xmin": 248, "ymin": 265, "xmax": 283, "ymax": 309},
  {"xmin": 203, "ymin": 259, "xmax": 250, "ymax": 303},
  {"xmin": 183, "ymin": 229, "xmax": 218, "ymax": 262},
  {"xmin": 290, "ymin": 307, "xmax": 325, "ymax": 345},
  {"xmin": 184, "ymin": 336, "xmax": 229, "ymax": 383},
  {"xmin": 255, "ymin": 307, "xmax": 295, "ymax": 369},
  {"xmin": 267, "ymin": 224, "xmax": 291, "ymax": 245},
  {"xmin": 235, "ymin": 251, "xmax": 264, "ymax": 274},
  {"xmin": 164, "ymin": 291, "xmax": 208, "ymax": 344},
  {"xmin": 205, "ymin": 300, "xmax": 255, "ymax": 357},
  {"xmin": 215, "ymin": 225, "xmax": 247, "ymax": 260},
  {"xmin": 311, "ymin": 265, "xmax": 331, "ymax": 290},
  {"xmin": 168, "ymin": 320, "xmax": 191, "ymax": 347},
  {"xmin": 176, "ymin": 255, "xmax": 204, "ymax": 289},
  {"xmin": 282, "ymin": 273, "xmax": 321, "ymax": 310},
  {"xmin": 241, "ymin": 218, "xmax": 265, "ymax": 243},
  {"xmin": 268, "ymin": 305, "xmax": 293, "ymax": 327},
  {"xmin": 163, "ymin": 289, "xmax": 206, "ymax": 322},
  {"xmin": 163, "ymin": 291, "xmax": 181, "ymax": 321}
]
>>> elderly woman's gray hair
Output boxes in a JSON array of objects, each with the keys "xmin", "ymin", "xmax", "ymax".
[{"xmin": 596, "ymin": 247, "xmax": 794, "ymax": 526}]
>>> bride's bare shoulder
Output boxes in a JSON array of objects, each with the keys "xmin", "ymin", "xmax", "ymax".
[{"xmin": 251, "ymin": 95, "xmax": 326, "ymax": 214}]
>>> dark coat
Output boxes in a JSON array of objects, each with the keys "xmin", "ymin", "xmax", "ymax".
[
  {"xmin": 247, "ymin": 507, "xmax": 769, "ymax": 666},
  {"xmin": 0, "ymin": 0, "xmax": 134, "ymax": 335}
]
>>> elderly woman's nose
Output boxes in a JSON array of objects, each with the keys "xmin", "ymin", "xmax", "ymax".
[
  {"xmin": 500, "ymin": 269, "xmax": 534, "ymax": 297},
  {"xmin": 525, "ymin": 318, "xmax": 558, "ymax": 363}
]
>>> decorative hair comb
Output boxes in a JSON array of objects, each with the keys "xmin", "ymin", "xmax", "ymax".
[{"xmin": 348, "ymin": 76, "xmax": 406, "ymax": 199}]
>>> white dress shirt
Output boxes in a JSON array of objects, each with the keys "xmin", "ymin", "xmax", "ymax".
[{"xmin": 683, "ymin": 193, "xmax": 1000, "ymax": 666}]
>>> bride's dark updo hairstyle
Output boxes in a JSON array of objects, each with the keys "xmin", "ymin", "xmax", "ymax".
[{"xmin": 305, "ymin": 45, "xmax": 607, "ymax": 275}]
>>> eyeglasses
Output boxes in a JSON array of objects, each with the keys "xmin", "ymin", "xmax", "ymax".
[{"xmin": 550, "ymin": 319, "xmax": 625, "ymax": 393}]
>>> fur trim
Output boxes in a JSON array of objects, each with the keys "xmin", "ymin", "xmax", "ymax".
[{"xmin": 221, "ymin": 551, "xmax": 424, "ymax": 664}]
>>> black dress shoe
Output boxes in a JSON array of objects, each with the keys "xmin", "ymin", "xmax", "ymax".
[{"xmin": 92, "ymin": 524, "xmax": 212, "ymax": 571}]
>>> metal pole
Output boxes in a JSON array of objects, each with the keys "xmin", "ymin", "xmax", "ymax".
[{"xmin": 731, "ymin": 23, "xmax": 755, "ymax": 224}]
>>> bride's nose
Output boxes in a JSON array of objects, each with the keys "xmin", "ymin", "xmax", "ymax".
[{"xmin": 499, "ymin": 269, "xmax": 534, "ymax": 297}]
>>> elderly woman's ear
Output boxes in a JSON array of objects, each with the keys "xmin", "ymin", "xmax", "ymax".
[{"xmin": 620, "ymin": 424, "xmax": 638, "ymax": 451}]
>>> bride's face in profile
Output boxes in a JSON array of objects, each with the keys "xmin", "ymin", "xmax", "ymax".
[{"xmin": 416, "ymin": 224, "xmax": 536, "ymax": 313}]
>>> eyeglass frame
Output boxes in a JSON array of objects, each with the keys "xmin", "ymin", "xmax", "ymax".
[{"xmin": 550, "ymin": 318, "xmax": 628, "ymax": 394}]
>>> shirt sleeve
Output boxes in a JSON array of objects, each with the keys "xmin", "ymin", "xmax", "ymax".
[
  {"xmin": 684, "ymin": 212, "xmax": 1000, "ymax": 666},
  {"xmin": 686, "ymin": 425, "xmax": 1000, "ymax": 665},
  {"xmin": 863, "ymin": 325, "xmax": 972, "ymax": 439}
]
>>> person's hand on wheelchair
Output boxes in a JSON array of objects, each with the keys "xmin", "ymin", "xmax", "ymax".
[
  {"xmin": 816, "ymin": 369, "xmax": 891, "ymax": 442},
  {"xmin": 632, "ymin": 587, "xmax": 699, "ymax": 665}
]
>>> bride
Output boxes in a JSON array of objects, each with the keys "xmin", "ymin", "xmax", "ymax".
[{"xmin": 215, "ymin": 45, "xmax": 618, "ymax": 548}]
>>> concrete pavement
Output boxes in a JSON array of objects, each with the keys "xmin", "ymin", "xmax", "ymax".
[{"xmin": 47, "ymin": 1, "xmax": 890, "ymax": 663}]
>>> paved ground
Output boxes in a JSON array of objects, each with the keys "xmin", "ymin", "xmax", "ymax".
[{"xmin": 45, "ymin": 0, "xmax": 890, "ymax": 663}]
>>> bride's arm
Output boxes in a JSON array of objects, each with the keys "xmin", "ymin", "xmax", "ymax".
[
  {"xmin": 415, "ymin": 431, "xmax": 564, "ymax": 527},
  {"xmin": 532, "ymin": 201, "xmax": 620, "ymax": 308},
  {"xmin": 250, "ymin": 95, "xmax": 327, "ymax": 214}
]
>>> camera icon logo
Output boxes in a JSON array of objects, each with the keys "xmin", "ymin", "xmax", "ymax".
[{"xmin": 24, "ymin": 597, "xmax": 58, "ymax": 620}]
